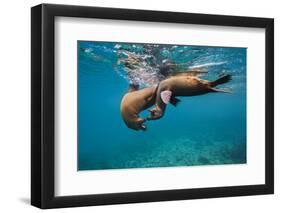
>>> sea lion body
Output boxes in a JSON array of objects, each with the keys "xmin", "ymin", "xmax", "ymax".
[
  {"xmin": 120, "ymin": 86, "xmax": 157, "ymax": 131},
  {"xmin": 148, "ymin": 74, "xmax": 231, "ymax": 120},
  {"xmin": 159, "ymin": 76, "xmax": 212, "ymax": 97}
]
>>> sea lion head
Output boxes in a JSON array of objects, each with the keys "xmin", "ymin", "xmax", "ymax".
[
  {"xmin": 127, "ymin": 117, "xmax": 147, "ymax": 131},
  {"xmin": 147, "ymin": 105, "xmax": 164, "ymax": 120}
]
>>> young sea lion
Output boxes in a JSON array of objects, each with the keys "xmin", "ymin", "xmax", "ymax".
[
  {"xmin": 120, "ymin": 85, "xmax": 157, "ymax": 131},
  {"xmin": 120, "ymin": 84, "xmax": 181, "ymax": 131},
  {"xmin": 147, "ymin": 74, "xmax": 232, "ymax": 120}
]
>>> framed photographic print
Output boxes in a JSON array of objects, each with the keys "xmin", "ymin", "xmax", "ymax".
[{"xmin": 31, "ymin": 4, "xmax": 274, "ymax": 209}]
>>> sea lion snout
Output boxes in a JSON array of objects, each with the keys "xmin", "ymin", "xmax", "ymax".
[{"xmin": 127, "ymin": 118, "xmax": 147, "ymax": 131}]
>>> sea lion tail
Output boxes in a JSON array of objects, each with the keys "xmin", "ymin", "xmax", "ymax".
[
  {"xmin": 211, "ymin": 74, "xmax": 232, "ymax": 87},
  {"xmin": 170, "ymin": 96, "xmax": 181, "ymax": 107}
]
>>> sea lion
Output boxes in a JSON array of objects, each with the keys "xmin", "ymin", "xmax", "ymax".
[
  {"xmin": 120, "ymin": 69, "xmax": 207, "ymax": 130},
  {"xmin": 147, "ymin": 74, "xmax": 232, "ymax": 120},
  {"xmin": 120, "ymin": 85, "xmax": 157, "ymax": 131}
]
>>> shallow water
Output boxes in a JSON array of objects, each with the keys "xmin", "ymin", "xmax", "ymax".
[{"xmin": 78, "ymin": 41, "xmax": 246, "ymax": 170}]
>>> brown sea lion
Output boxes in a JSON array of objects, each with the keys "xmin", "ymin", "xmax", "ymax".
[
  {"xmin": 147, "ymin": 74, "xmax": 232, "ymax": 120},
  {"xmin": 120, "ymin": 85, "xmax": 157, "ymax": 131}
]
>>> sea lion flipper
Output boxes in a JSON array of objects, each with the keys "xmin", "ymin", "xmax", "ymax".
[
  {"xmin": 170, "ymin": 96, "xmax": 181, "ymax": 107},
  {"xmin": 160, "ymin": 90, "xmax": 172, "ymax": 104},
  {"xmin": 160, "ymin": 90, "xmax": 180, "ymax": 107},
  {"xmin": 137, "ymin": 118, "xmax": 147, "ymax": 131},
  {"xmin": 211, "ymin": 74, "xmax": 232, "ymax": 87},
  {"xmin": 210, "ymin": 87, "xmax": 232, "ymax": 93},
  {"xmin": 147, "ymin": 106, "xmax": 164, "ymax": 121},
  {"xmin": 140, "ymin": 124, "xmax": 147, "ymax": 131}
]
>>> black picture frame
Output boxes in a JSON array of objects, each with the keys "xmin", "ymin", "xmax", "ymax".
[{"xmin": 31, "ymin": 3, "xmax": 274, "ymax": 209}]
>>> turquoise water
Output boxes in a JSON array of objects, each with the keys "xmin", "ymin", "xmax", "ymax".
[{"xmin": 78, "ymin": 41, "xmax": 246, "ymax": 170}]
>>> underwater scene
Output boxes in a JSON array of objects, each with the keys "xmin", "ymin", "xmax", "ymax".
[{"xmin": 78, "ymin": 41, "xmax": 246, "ymax": 171}]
